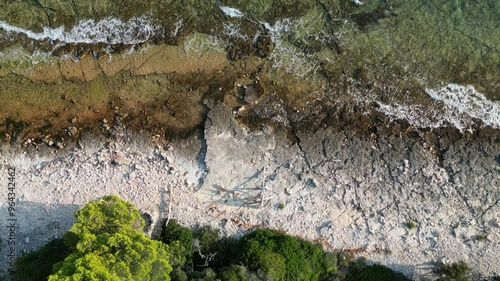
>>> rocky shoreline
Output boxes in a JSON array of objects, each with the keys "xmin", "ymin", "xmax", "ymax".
[
  {"xmin": 0, "ymin": 99, "xmax": 498, "ymax": 280},
  {"xmin": 1, "ymin": 0, "xmax": 499, "ymax": 280}
]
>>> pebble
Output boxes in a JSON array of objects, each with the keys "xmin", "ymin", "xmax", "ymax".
[
  {"xmin": 67, "ymin": 127, "xmax": 78, "ymax": 136},
  {"xmin": 113, "ymin": 154, "xmax": 132, "ymax": 165}
]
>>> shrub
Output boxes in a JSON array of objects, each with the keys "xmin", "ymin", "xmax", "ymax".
[
  {"xmin": 475, "ymin": 234, "xmax": 487, "ymax": 242},
  {"xmin": 161, "ymin": 219, "xmax": 194, "ymax": 266},
  {"xmin": 324, "ymin": 252, "xmax": 339, "ymax": 275},
  {"xmin": 195, "ymin": 225, "xmax": 221, "ymax": 254},
  {"xmin": 193, "ymin": 225, "xmax": 221, "ymax": 268},
  {"xmin": 219, "ymin": 265, "xmax": 251, "ymax": 281},
  {"xmin": 170, "ymin": 267, "xmax": 188, "ymax": 281},
  {"xmin": 260, "ymin": 252, "xmax": 287, "ymax": 281},
  {"xmin": 215, "ymin": 236, "xmax": 241, "ymax": 267},
  {"xmin": 435, "ymin": 260, "xmax": 470, "ymax": 281},
  {"xmin": 406, "ymin": 221, "xmax": 417, "ymax": 230},
  {"xmin": 239, "ymin": 229, "xmax": 325, "ymax": 281},
  {"xmin": 189, "ymin": 268, "xmax": 218, "ymax": 281}
]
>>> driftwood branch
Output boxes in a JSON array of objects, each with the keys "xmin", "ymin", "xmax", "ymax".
[{"xmin": 193, "ymin": 238, "xmax": 218, "ymax": 267}]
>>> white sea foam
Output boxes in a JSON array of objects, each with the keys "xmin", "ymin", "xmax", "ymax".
[
  {"xmin": 0, "ymin": 16, "xmax": 161, "ymax": 45},
  {"xmin": 376, "ymin": 84, "xmax": 500, "ymax": 132},
  {"xmin": 426, "ymin": 84, "xmax": 500, "ymax": 129},
  {"xmin": 377, "ymin": 103, "xmax": 469, "ymax": 132},
  {"xmin": 222, "ymin": 22, "xmax": 249, "ymax": 40},
  {"xmin": 219, "ymin": 6, "xmax": 244, "ymax": 18},
  {"xmin": 171, "ymin": 18, "xmax": 183, "ymax": 37},
  {"xmin": 351, "ymin": 0, "xmax": 365, "ymax": 5},
  {"xmin": 0, "ymin": 48, "xmax": 54, "ymax": 67},
  {"xmin": 261, "ymin": 19, "xmax": 320, "ymax": 77},
  {"xmin": 183, "ymin": 33, "xmax": 224, "ymax": 56}
]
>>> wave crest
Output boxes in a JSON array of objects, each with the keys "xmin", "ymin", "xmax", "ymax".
[
  {"xmin": 377, "ymin": 84, "xmax": 500, "ymax": 132},
  {"xmin": 0, "ymin": 16, "xmax": 161, "ymax": 45}
]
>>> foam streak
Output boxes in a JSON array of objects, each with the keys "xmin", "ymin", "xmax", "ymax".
[
  {"xmin": 0, "ymin": 16, "xmax": 160, "ymax": 45},
  {"xmin": 377, "ymin": 84, "xmax": 500, "ymax": 132}
]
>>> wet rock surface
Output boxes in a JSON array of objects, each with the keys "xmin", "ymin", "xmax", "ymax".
[{"xmin": 1, "ymin": 0, "xmax": 498, "ymax": 97}]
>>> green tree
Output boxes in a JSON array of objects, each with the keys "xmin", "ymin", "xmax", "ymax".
[
  {"xmin": 239, "ymin": 229, "xmax": 325, "ymax": 281},
  {"xmin": 195, "ymin": 225, "xmax": 220, "ymax": 254},
  {"xmin": 170, "ymin": 267, "xmax": 189, "ymax": 281},
  {"xmin": 189, "ymin": 268, "xmax": 220, "ymax": 281},
  {"xmin": 161, "ymin": 219, "xmax": 194, "ymax": 267},
  {"xmin": 260, "ymin": 252, "xmax": 286, "ymax": 281},
  {"xmin": 70, "ymin": 195, "xmax": 144, "ymax": 236},
  {"xmin": 48, "ymin": 195, "xmax": 172, "ymax": 281},
  {"xmin": 219, "ymin": 265, "xmax": 246, "ymax": 281},
  {"xmin": 193, "ymin": 225, "xmax": 221, "ymax": 268}
]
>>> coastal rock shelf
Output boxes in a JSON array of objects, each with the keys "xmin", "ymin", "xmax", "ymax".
[{"xmin": 0, "ymin": 102, "xmax": 498, "ymax": 279}]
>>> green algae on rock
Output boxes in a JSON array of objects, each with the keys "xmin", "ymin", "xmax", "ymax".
[{"xmin": 0, "ymin": 0, "xmax": 499, "ymax": 144}]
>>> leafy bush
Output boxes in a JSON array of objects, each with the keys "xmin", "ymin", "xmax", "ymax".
[
  {"xmin": 260, "ymin": 251, "xmax": 286, "ymax": 281},
  {"xmin": 195, "ymin": 225, "xmax": 221, "ymax": 254},
  {"xmin": 215, "ymin": 236, "xmax": 241, "ymax": 268},
  {"xmin": 161, "ymin": 219, "xmax": 194, "ymax": 267},
  {"xmin": 239, "ymin": 229, "xmax": 325, "ymax": 281},
  {"xmin": 189, "ymin": 268, "xmax": 219, "ymax": 281},
  {"xmin": 323, "ymin": 251, "xmax": 353, "ymax": 279},
  {"xmin": 193, "ymin": 225, "xmax": 221, "ymax": 268},
  {"xmin": 170, "ymin": 267, "xmax": 188, "ymax": 281},
  {"xmin": 219, "ymin": 265, "xmax": 251, "ymax": 281},
  {"xmin": 435, "ymin": 260, "xmax": 470, "ymax": 281},
  {"xmin": 406, "ymin": 221, "xmax": 417, "ymax": 230},
  {"xmin": 475, "ymin": 234, "xmax": 487, "ymax": 242},
  {"xmin": 324, "ymin": 252, "xmax": 339, "ymax": 274}
]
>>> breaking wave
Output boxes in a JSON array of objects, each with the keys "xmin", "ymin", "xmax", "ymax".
[
  {"xmin": 426, "ymin": 84, "xmax": 500, "ymax": 129},
  {"xmin": 0, "ymin": 16, "xmax": 161, "ymax": 45},
  {"xmin": 377, "ymin": 84, "xmax": 500, "ymax": 132}
]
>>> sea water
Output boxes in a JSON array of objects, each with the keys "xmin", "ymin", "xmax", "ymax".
[{"xmin": 0, "ymin": 0, "xmax": 498, "ymax": 132}]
